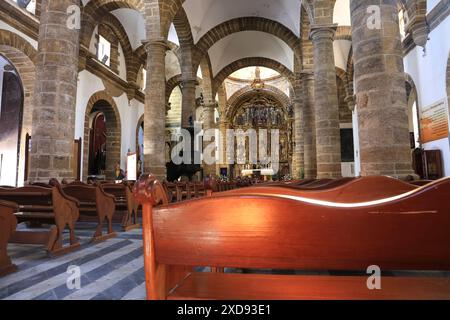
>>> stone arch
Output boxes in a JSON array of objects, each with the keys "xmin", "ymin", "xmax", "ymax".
[
  {"xmin": 80, "ymin": 0, "xmax": 145, "ymax": 51},
  {"xmin": 336, "ymin": 67, "xmax": 352, "ymax": 123},
  {"xmin": 213, "ymin": 57, "xmax": 295, "ymax": 95},
  {"xmin": 194, "ymin": 17, "xmax": 301, "ymax": 66},
  {"xmin": 346, "ymin": 46, "xmax": 354, "ymax": 97},
  {"xmin": 172, "ymin": 6, "xmax": 194, "ymax": 48},
  {"xmin": 0, "ymin": 30, "xmax": 37, "ymax": 185},
  {"xmin": 0, "ymin": 29, "xmax": 37, "ymax": 62},
  {"xmin": 172, "ymin": 6, "xmax": 196, "ymax": 82},
  {"xmin": 166, "ymin": 73, "xmax": 203, "ymax": 103},
  {"xmin": 301, "ymin": 5, "xmax": 313, "ymax": 69},
  {"xmin": 133, "ymin": 41, "xmax": 181, "ymax": 85},
  {"xmin": 226, "ymin": 85, "xmax": 292, "ymax": 120},
  {"xmin": 166, "ymin": 74, "xmax": 182, "ymax": 103},
  {"xmin": 405, "ymin": 73, "xmax": 421, "ymax": 147},
  {"xmin": 83, "ymin": 91, "xmax": 122, "ymax": 180},
  {"xmin": 96, "ymin": 13, "xmax": 136, "ymax": 83},
  {"xmin": 301, "ymin": 0, "xmax": 315, "ymax": 24},
  {"xmin": 199, "ymin": 56, "xmax": 215, "ymax": 103}
]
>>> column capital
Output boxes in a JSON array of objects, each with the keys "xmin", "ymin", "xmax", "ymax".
[
  {"xmin": 142, "ymin": 38, "xmax": 170, "ymax": 52},
  {"xmin": 309, "ymin": 24, "xmax": 338, "ymax": 41},
  {"xmin": 204, "ymin": 102, "xmax": 218, "ymax": 109},
  {"xmin": 181, "ymin": 78, "xmax": 199, "ymax": 88}
]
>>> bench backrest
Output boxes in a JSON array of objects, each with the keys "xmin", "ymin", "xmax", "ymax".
[
  {"xmin": 63, "ymin": 185, "xmax": 97, "ymax": 203},
  {"xmin": 223, "ymin": 176, "xmax": 419, "ymax": 203},
  {"xmin": 136, "ymin": 175, "xmax": 450, "ymax": 273},
  {"xmin": 0, "ymin": 186, "xmax": 53, "ymax": 206}
]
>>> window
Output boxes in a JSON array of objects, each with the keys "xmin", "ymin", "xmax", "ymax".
[
  {"xmin": 97, "ymin": 35, "xmax": 111, "ymax": 67},
  {"xmin": 141, "ymin": 68, "xmax": 147, "ymax": 91},
  {"xmin": 13, "ymin": 0, "xmax": 36, "ymax": 14}
]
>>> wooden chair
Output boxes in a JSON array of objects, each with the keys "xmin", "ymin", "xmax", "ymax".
[
  {"xmin": 134, "ymin": 174, "xmax": 450, "ymax": 300},
  {"xmin": 1, "ymin": 185, "xmax": 80, "ymax": 256},
  {"xmin": 62, "ymin": 184, "xmax": 117, "ymax": 242},
  {"xmin": 0, "ymin": 200, "xmax": 18, "ymax": 277},
  {"xmin": 101, "ymin": 183, "xmax": 140, "ymax": 231}
]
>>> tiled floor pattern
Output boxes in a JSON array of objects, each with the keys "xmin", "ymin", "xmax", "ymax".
[{"xmin": 0, "ymin": 224, "xmax": 147, "ymax": 300}]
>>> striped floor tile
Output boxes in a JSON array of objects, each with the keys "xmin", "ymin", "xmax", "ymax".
[{"xmin": 0, "ymin": 223, "xmax": 146, "ymax": 300}]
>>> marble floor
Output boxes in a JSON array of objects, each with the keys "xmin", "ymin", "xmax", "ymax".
[{"xmin": 0, "ymin": 223, "xmax": 147, "ymax": 300}]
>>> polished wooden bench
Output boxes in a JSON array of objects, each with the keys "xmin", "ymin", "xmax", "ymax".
[
  {"xmin": 0, "ymin": 200, "xmax": 18, "ymax": 277},
  {"xmin": 223, "ymin": 176, "xmax": 419, "ymax": 203},
  {"xmin": 134, "ymin": 175, "xmax": 450, "ymax": 300},
  {"xmin": 0, "ymin": 185, "xmax": 80, "ymax": 256},
  {"xmin": 62, "ymin": 184, "xmax": 116, "ymax": 242},
  {"xmin": 101, "ymin": 183, "xmax": 139, "ymax": 231}
]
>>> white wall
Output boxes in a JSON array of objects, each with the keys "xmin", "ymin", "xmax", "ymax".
[
  {"xmin": 403, "ymin": 14, "xmax": 450, "ymax": 176},
  {"xmin": 75, "ymin": 70, "xmax": 144, "ymax": 175}
]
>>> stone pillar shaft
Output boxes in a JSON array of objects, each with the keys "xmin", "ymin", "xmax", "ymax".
[
  {"xmin": 29, "ymin": 0, "xmax": 80, "ymax": 182},
  {"xmin": 301, "ymin": 71, "xmax": 317, "ymax": 179},
  {"xmin": 351, "ymin": 0, "xmax": 413, "ymax": 177},
  {"xmin": 310, "ymin": 25, "xmax": 342, "ymax": 179},
  {"xmin": 202, "ymin": 103, "xmax": 217, "ymax": 177},
  {"xmin": 293, "ymin": 97, "xmax": 304, "ymax": 179},
  {"xmin": 144, "ymin": 39, "xmax": 168, "ymax": 180},
  {"xmin": 181, "ymin": 79, "xmax": 197, "ymax": 128}
]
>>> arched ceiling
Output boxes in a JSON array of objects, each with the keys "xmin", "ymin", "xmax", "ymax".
[
  {"xmin": 111, "ymin": 8, "xmax": 146, "ymax": 50},
  {"xmin": 182, "ymin": 0, "xmax": 302, "ymax": 43},
  {"xmin": 333, "ymin": 0, "xmax": 351, "ymax": 26},
  {"xmin": 209, "ymin": 31, "xmax": 294, "ymax": 77}
]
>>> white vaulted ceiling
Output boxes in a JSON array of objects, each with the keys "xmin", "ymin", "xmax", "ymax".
[
  {"xmin": 112, "ymin": 9, "xmax": 146, "ymax": 50},
  {"xmin": 208, "ymin": 31, "xmax": 294, "ymax": 76},
  {"xmin": 182, "ymin": 0, "xmax": 302, "ymax": 43}
]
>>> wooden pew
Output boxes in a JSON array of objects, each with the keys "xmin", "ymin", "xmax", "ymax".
[
  {"xmin": 410, "ymin": 180, "xmax": 433, "ymax": 186},
  {"xmin": 0, "ymin": 200, "xmax": 18, "ymax": 277},
  {"xmin": 0, "ymin": 185, "xmax": 80, "ymax": 255},
  {"xmin": 162, "ymin": 181, "xmax": 178, "ymax": 203},
  {"xmin": 222, "ymin": 176, "xmax": 419, "ymax": 203},
  {"xmin": 134, "ymin": 174, "xmax": 450, "ymax": 300},
  {"xmin": 101, "ymin": 183, "xmax": 139, "ymax": 231},
  {"xmin": 175, "ymin": 182, "xmax": 191, "ymax": 202},
  {"xmin": 62, "ymin": 184, "xmax": 117, "ymax": 242},
  {"xmin": 194, "ymin": 182, "xmax": 207, "ymax": 198}
]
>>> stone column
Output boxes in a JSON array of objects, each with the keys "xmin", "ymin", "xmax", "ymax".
[
  {"xmin": 181, "ymin": 79, "xmax": 198, "ymax": 128},
  {"xmin": 217, "ymin": 119, "xmax": 231, "ymax": 177},
  {"xmin": 143, "ymin": 38, "xmax": 169, "ymax": 180},
  {"xmin": 301, "ymin": 70, "xmax": 317, "ymax": 179},
  {"xmin": 29, "ymin": 0, "xmax": 80, "ymax": 182},
  {"xmin": 202, "ymin": 103, "xmax": 217, "ymax": 177},
  {"xmin": 310, "ymin": 24, "xmax": 342, "ymax": 179},
  {"xmin": 292, "ymin": 97, "xmax": 304, "ymax": 179},
  {"xmin": 351, "ymin": 0, "xmax": 414, "ymax": 177}
]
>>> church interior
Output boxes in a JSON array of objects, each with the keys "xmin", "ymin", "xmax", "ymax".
[{"xmin": 0, "ymin": 0, "xmax": 450, "ymax": 301}]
